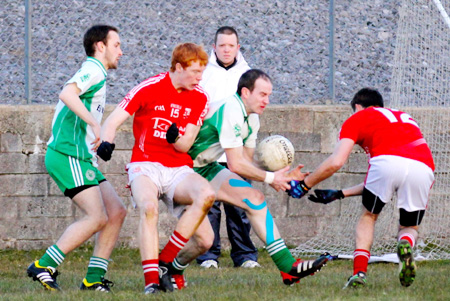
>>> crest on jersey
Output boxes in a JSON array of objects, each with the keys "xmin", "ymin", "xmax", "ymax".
[
  {"xmin": 80, "ymin": 73, "xmax": 90, "ymax": 83},
  {"xmin": 86, "ymin": 169, "xmax": 96, "ymax": 181},
  {"xmin": 234, "ymin": 124, "xmax": 241, "ymax": 137},
  {"xmin": 183, "ymin": 108, "xmax": 191, "ymax": 118}
]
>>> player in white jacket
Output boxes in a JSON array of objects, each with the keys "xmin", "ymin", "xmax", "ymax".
[{"xmin": 196, "ymin": 26, "xmax": 260, "ymax": 269}]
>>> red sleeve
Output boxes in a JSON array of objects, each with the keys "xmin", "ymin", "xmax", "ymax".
[
  {"xmin": 187, "ymin": 91, "xmax": 209, "ymax": 126},
  {"xmin": 339, "ymin": 113, "xmax": 361, "ymax": 142},
  {"xmin": 118, "ymin": 87, "xmax": 146, "ymax": 116}
]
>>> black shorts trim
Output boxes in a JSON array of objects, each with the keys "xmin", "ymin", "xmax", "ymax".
[
  {"xmin": 362, "ymin": 187, "xmax": 386, "ymax": 214},
  {"xmin": 64, "ymin": 184, "xmax": 98, "ymax": 199},
  {"xmin": 399, "ymin": 208, "xmax": 425, "ymax": 227}
]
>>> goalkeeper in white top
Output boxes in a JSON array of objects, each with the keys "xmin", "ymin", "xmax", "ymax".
[{"xmin": 172, "ymin": 69, "xmax": 331, "ymax": 286}]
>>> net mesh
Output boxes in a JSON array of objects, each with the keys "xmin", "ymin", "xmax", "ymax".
[{"xmin": 293, "ymin": 0, "xmax": 450, "ymax": 260}]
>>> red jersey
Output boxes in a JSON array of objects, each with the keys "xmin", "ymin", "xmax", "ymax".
[
  {"xmin": 118, "ymin": 72, "xmax": 209, "ymax": 167},
  {"xmin": 339, "ymin": 107, "xmax": 434, "ymax": 170}
]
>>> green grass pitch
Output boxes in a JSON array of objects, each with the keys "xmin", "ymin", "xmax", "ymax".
[{"xmin": 1, "ymin": 246, "xmax": 449, "ymax": 300}]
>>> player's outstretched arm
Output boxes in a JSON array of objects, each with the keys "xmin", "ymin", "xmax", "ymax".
[
  {"xmin": 59, "ymin": 83, "xmax": 102, "ymax": 150},
  {"xmin": 342, "ymin": 182, "xmax": 364, "ymax": 197},
  {"xmin": 286, "ymin": 164, "xmax": 309, "ymax": 181},
  {"xmin": 98, "ymin": 107, "xmax": 130, "ymax": 161},
  {"xmin": 167, "ymin": 123, "xmax": 201, "ymax": 153},
  {"xmin": 286, "ymin": 139, "xmax": 354, "ymax": 199},
  {"xmin": 308, "ymin": 182, "xmax": 364, "ymax": 204},
  {"xmin": 303, "ymin": 138, "xmax": 355, "ymax": 188},
  {"xmin": 226, "ymin": 147, "xmax": 292, "ymax": 190},
  {"xmin": 244, "ymin": 145, "xmax": 293, "ymax": 191}
]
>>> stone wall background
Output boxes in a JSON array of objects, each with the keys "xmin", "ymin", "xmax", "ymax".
[
  {"xmin": 0, "ymin": 104, "xmax": 369, "ymax": 250},
  {"xmin": 1, "ymin": 0, "xmax": 399, "ymax": 105}
]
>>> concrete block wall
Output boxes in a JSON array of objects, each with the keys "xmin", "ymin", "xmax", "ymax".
[{"xmin": 0, "ymin": 104, "xmax": 368, "ymax": 250}]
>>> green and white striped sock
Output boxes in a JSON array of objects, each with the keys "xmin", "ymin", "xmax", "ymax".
[
  {"xmin": 38, "ymin": 245, "xmax": 65, "ymax": 269},
  {"xmin": 266, "ymin": 238, "xmax": 295, "ymax": 273},
  {"xmin": 85, "ymin": 256, "xmax": 109, "ymax": 284}
]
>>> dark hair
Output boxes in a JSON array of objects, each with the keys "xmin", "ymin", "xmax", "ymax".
[
  {"xmin": 237, "ymin": 69, "xmax": 272, "ymax": 96},
  {"xmin": 83, "ymin": 25, "xmax": 119, "ymax": 57},
  {"xmin": 214, "ymin": 26, "xmax": 239, "ymax": 44},
  {"xmin": 351, "ymin": 88, "xmax": 384, "ymax": 111}
]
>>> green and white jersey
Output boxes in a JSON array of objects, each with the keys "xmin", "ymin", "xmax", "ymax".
[
  {"xmin": 47, "ymin": 57, "xmax": 107, "ymax": 164},
  {"xmin": 189, "ymin": 93, "xmax": 260, "ymax": 167}
]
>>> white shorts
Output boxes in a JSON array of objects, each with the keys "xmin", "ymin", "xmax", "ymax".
[
  {"xmin": 209, "ymin": 168, "xmax": 233, "ymax": 193},
  {"xmin": 365, "ymin": 155, "xmax": 434, "ymax": 212},
  {"xmin": 127, "ymin": 162, "xmax": 195, "ymax": 217}
]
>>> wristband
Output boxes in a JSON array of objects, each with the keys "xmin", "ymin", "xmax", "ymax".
[
  {"xmin": 299, "ymin": 180, "xmax": 310, "ymax": 191},
  {"xmin": 264, "ymin": 171, "xmax": 275, "ymax": 184}
]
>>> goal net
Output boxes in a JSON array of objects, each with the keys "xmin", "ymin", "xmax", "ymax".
[{"xmin": 293, "ymin": 0, "xmax": 450, "ymax": 260}]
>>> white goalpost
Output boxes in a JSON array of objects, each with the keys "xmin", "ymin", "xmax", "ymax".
[
  {"xmin": 433, "ymin": 0, "xmax": 450, "ymax": 29},
  {"xmin": 293, "ymin": 0, "xmax": 450, "ymax": 261}
]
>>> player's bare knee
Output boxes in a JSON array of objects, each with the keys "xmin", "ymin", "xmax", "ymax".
[
  {"xmin": 140, "ymin": 201, "xmax": 159, "ymax": 220},
  {"xmin": 196, "ymin": 232, "xmax": 214, "ymax": 252},
  {"xmin": 199, "ymin": 187, "xmax": 216, "ymax": 211},
  {"xmin": 92, "ymin": 213, "xmax": 109, "ymax": 231},
  {"xmin": 249, "ymin": 189, "xmax": 265, "ymax": 206},
  {"xmin": 203, "ymin": 238, "xmax": 214, "ymax": 252},
  {"xmin": 198, "ymin": 237, "xmax": 213, "ymax": 253},
  {"xmin": 111, "ymin": 204, "xmax": 127, "ymax": 223}
]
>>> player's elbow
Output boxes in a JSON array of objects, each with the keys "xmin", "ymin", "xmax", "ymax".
[
  {"xmin": 58, "ymin": 90, "xmax": 69, "ymax": 103},
  {"xmin": 173, "ymin": 143, "xmax": 189, "ymax": 153},
  {"xmin": 59, "ymin": 84, "xmax": 78, "ymax": 103},
  {"xmin": 173, "ymin": 136, "xmax": 195, "ymax": 153},
  {"xmin": 329, "ymin": 156, "xmax": 346, "ymax": 172},
  {"xmin": 226, "ymin": 160, "xmax": 242, "ymax": 174}
]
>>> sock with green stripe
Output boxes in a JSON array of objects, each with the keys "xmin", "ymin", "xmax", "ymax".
[
  {"xmin": 172, "ymin": 258, "xmax": 189, "ymax": 275},
  {"xmin": 85, "ymin": 256, "xmax": 109, "ymax": 284},
  {"xmin": 38, "ymin": 244, "xmax": 65, "ymax": 269},
  {"xmin": 266, "ymin": 238, "xmax": 296, "ymax": 273}
]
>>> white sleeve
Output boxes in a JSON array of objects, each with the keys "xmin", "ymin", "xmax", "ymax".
[{"xmin": 66, "ymin": 63, "xmax": 103, "ymax": 95}]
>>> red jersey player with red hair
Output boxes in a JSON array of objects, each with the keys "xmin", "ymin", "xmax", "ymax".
[
  {"xmin": 99, "ymin": 43, "xmax": 216, "ymax": 294},
  {"xmin": 287, "ymin": 88, "xmax": 434, "ymax": 289}
]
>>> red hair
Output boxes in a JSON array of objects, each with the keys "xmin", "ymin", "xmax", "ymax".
[{"xmin": 170, "ymin": 43, "xmax": 208, "ymax": 72}]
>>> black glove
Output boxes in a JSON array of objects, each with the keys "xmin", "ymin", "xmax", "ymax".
[
  {"xmin": 97, "ymin": 141, "xmax": 115, "ymax": 161},
  {"xmin": 308, "ymin": 189, "xmax": 344, "ymax": 204},
  {"xmin": 166, "ymin": 123, "xmax": 180, "ymax": 144},
  {"xmin": 286, "ymin": 180, "xmax": 310, "ymax": 199}
]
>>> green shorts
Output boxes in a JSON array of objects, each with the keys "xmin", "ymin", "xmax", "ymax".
[
  {"xmin": 194, "ymin": 161, "xmax": 225, "ymax": 182},
  {"xmin": 45, "ymin": 147, "xmax": 105, "ymax": 194}
]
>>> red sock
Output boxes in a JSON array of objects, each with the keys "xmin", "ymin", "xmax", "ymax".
[
  {"xmin": 159, "ymin": 231, "xmax": 188, "ymax": 263},
  {"xmin": 353, "ymin": 249, "xmax": 370, "ymax": 275},
  {"xmin": 399, "ymin": 233, "xmax": 415, "ymax": 248},
  {"xmin": 142, "ymin": 259, "xmax": 159, "ymax": 288}
]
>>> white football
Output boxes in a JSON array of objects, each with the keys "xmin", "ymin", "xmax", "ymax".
[{"xmin": 256, "ymin": 135, "xmax": 295, "ymax": 171}]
